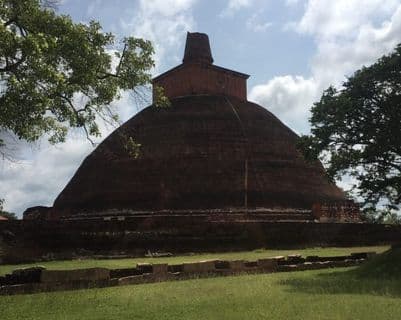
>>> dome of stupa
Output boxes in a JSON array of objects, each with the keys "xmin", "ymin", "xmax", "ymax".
[{"xmin": 50, "ymin": 32, "xmax": 345, "ymax": 218}]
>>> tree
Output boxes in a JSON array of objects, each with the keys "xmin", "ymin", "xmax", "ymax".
[
  {"xmin": 0, "ymin": 198, "xmax": 17, "ymax": 219},
  {"xmin": 0, "ymin": 0, "xmax": 156, "ymax": 156},
  {"xmin": 299, "ymin": 44, "xmax": 401, "ymax": 212}
]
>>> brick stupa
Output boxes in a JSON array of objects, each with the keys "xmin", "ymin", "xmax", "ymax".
[{"xmin": 25, "ymin": 32, "xmax": 349, "ymax": 220}]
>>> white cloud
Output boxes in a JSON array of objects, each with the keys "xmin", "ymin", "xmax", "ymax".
[
  {"xmin": 285, "ymin": 0, "xmax": 301, "ymax": 6},
  {"xmin": 297, "ymin": 0, "xmax": 399, "ymax": 39},
  {"xmin": 0, "ymin": 137, "xmax": 92, "ymax": 216},
  {"xmin": 250, "ymin": 76, "xmax": 318, "ymax": 133},
  {"xmin": 220, "ymin": 0, "xmax": 254, "ymax": 17},
  {"xmin": 138, "ymin": 0, "xmax": 196, "ymax": 17},
  {"xmin": 311, "ymin": 4, "xmax": 401, "ymax": 86},
  {"xmin": 246, "ymin": 13, "xmax": 272, "ymax": 32},
  {"xmin": 250, "ymin": 0, "xmax": 401, "ymax": 135},
  {"xmin": 120, "ymin": 0, "xmax": 197, "ymax": 72}
]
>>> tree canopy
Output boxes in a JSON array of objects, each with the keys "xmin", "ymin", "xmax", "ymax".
[
  {"xmin": 0, "ymin": 198, "xmax": 17, "ymax": 219},
  {"xmin": 299, "ymin": 44, "xmax": 401, "ymax": 212},
  {"xmin": 0, "ymin": 0, "xmax": 156, "ymax": 155}
]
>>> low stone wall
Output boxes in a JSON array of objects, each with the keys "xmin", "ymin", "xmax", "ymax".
[
  {"xmin": 0, "ymin": 252, "xmax": 374, "ymax": 295},
  {"xmin": 0, "ymin": 219, "xmax": 400, "ymax": 263}
]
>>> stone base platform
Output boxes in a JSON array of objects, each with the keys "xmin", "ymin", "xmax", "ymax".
[{"xmin": 1, "ymin": 216, "xmax": 400, "ymax": 264}]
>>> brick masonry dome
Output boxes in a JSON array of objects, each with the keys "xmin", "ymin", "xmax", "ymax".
[{"xmin": 50, "ymin": 32, "xmax": 346, "ymax": 218}]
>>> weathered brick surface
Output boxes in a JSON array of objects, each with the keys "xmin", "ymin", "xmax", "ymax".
[
  {"xmin": 40, "ymin": 268, "xmax": 110, "ymax": 283},
  {"xmin": 151, "ymin": 264, "xmax": 169, "ymax": 280},
  {"xmin": 153, "ymin": 32, "xmax": 248, "ymax": 101},
  {"xmin": 182, "ymin": 261, "xmax": 215, "ymax": 273},
  {"xmin": 110, "ymin": 268, "xmax": 140, "ymax": 278},
  {"xmin": 1, "ymin": 220, "xmax": 399, "ymax": 263},
  {"xmin": 153, "ymin": 63, "xmax": 248, "ymax": 101},
  {"xmin": 257, "ymin": 258, "xmax": 278, "ymax": 272},
  {"xmin": 351, "ymin": 252, "xmax": 376, "ymax": 259},
  {"xmin": 47, "ymin": 93, "xmax": 346, "ymax": 215},
  {"xmin": 0, "ymin": 267, "xmax": 45, "ymax": 285},
  {"xmin": 228, "ymin": 260, "xmax": 245, "ymax": 270},
  {"xmin": 136, "ymin": 263, "xmax": 152, "ymax": 274},
  {"xmin": 287, "ymin": 254, "xmax": 305, "ymax": 264}
]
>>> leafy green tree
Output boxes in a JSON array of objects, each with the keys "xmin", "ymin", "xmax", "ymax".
[
  {"xmin": 299, "ymin": 44, "xmax": 401, "ymax": 212},
  {"xmin": 0, "ymin": 0, "xmax": 156, "ymax": 155},
  {"xmin": 0, "ymin": 198, "xmax": 17, "ymax": 219},
  {"xmin": 0, "ymin": 210, "xmax": 17, "ymax": 220}
]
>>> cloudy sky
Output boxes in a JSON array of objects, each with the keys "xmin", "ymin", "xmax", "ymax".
[{"xmin": 2, "ymin": 0, "xmax": 401, "ymax": 217}]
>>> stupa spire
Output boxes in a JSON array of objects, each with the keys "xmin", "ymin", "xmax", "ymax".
[
  {"xmin": 183, "ymin": 32, "xmax": 214, "ymax": 64},
  {"xmin": 153, "ymin": 31, "xmax": 249, "ymax": 100}
]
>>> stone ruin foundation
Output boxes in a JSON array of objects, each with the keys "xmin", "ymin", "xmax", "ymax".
[{"xmin": 0, "ymin": 251, "xmax": 377, "ymax": 295}]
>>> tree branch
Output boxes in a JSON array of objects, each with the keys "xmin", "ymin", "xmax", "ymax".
[
  {"xmin": 0, "ymin": 54, "xmax": 25, "ymax": 72},
  {"xmin": 97, "ymin": 43, "xmax": 127, "ymax": 80},
  {"xmin": 56, "ymin": 94, "xmax": 96, "ymax": 145}
]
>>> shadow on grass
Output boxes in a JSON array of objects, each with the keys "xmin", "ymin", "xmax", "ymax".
[{"xmin": 280, "ymin": 249, "xmax": 401, "ymax": 298}]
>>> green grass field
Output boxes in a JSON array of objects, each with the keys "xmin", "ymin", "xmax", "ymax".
[
  {"xmin": 1, "ymin": 246, "xmax": 400, "ymax": 320},
  {"xmin": 0, "ymin": 245, "xmax": 389, "ymax": 275}
]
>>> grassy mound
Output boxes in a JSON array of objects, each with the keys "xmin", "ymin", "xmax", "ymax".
[{"xmin": 355, "ymin": 247, "xmax": 401, "ymax": 279}]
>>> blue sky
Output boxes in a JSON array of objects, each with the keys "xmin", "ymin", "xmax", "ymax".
[
  {"xmin": 60, "ymin": 0, "xmax": 315, "ymax": 88},
  {"xmin": 2, "ymin": 0, "xmax": 401, "ymax": 216}
]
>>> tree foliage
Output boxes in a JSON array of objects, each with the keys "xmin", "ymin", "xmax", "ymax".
[
  {"xmin": 0, "ymin": 0, "xmax": 155, "ymax": 151},
  {"xmin": 0, "ymin": 198, "xmax": 17, "ymax": 219},
  {"xmin": 299, "ymin": 44, "xmax": 401, "ymax": 211}
]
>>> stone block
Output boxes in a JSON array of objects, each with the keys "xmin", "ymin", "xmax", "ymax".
[
  {"xmin": 168, "ymin": 264, "xmax": 184, "ymax": 273},
  {"xmin": 110, "ymin": 268, "xmax": 141, "ymax": 278},
  {"xmin": 244, "ymin": 261, "xmax": 258, "ymax": 268},
  {"xmin": 305, "ymin": 255, "xmax": 320, "ymax": 262},
  {"xmin": 351, "ymin": 252, "xmax": 376, "ymax": 259},
  {"xmin": 40, "ymin": 268, "xmax": 110, "ymax": 283},
  {"xmin": 271, "ymin": 256, "xmax": 286, "ymax": 265},
  {"xmin": 151, "ymin": 264, "xmax": 169, "ymax": 280},
  {"xmin": 322, "ymin": 255, "xmax": 350, "ymax": 262},
  {"xmin": 287, "ymin": 254, "xmax": 305, "ymax": 264},
  {"xmin": 214, "ymin": 260, "xmax": 230, "ymax": 270},
  {"xmin": 318, "ymin": 261, "xmax": 333, "ymax": 268},
  {"xmin": 228, "ymin": 260, "xmax": 245, "ymax": 271},
  {"xmin": 277, "ymin": 265, "xmax": 299, "ymax": 272},
  {"xmin": 152, "ymin": 263, "xmax": 168, "ymax": 275},
  {"xmin": 137, "ymin": 263, "xmax": 153, "ymax": 274},
  {"xmin": 182, "ymin": 261, "xmax": 215, "ymax": 273},
  {"xmin": 303, "ymin": 262, "xmax": 324, "ymax": 270},
  {"xmin": 11, "ymin": 266, "xmax": 45, "ymax": 284},
  {"xmin": 257, "ymin": 258, "xmax": 278, "ymax": 272}
]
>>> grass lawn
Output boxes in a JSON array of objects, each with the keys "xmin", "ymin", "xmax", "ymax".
[
  {"xmin": 1, "ymin": 246, "xmax": 400, "ymax": 319},
  {"xmin": 0, "ymin": 245, "xmax": 389, "ymax": 275},
  {"xmin": 1, "ymin": 261, "xmax": 401, "ymax": 320}
]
